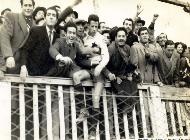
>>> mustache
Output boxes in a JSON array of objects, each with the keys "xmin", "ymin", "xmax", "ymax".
[{"xmin": 118, "ymin": 39, "xmax": 125, "ymax": 42}]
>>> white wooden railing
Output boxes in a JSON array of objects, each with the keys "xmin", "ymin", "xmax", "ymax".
[{"xmin": 0, "ymin": 75, "xmax": 189, "ymax": 140}]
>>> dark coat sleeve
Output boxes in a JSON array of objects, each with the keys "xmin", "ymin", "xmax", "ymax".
[
  {"xmin": 20, "ymin": 27, "xmax": 37, "ymax": 66},
  {"xmin": 49, "ymin": 38, "xmax": 62, "ymax": 60}
]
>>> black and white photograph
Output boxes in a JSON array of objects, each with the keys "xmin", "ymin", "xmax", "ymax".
[{"xmin": 0, "ymin": 0, "xmax": 190, "ymax": 139}]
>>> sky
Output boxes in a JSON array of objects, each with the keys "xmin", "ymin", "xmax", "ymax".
[{"xmin": 0, "ymin": 0, "xmax": 190, "ymax": 45}]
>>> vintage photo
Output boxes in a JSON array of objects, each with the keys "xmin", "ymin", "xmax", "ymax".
[{"xmin": 0, "ymin": 0, "xmax": 190, "ymax": 139}]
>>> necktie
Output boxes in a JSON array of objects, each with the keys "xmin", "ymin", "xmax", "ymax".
[{"xmin": 49, "ymin": 30, "xmax": 52, "ymax": 44}]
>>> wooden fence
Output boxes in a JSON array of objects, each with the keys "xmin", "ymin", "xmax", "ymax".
[{"xmin": 0, "ymin": 75, "xmax": 189, "ymax": 140}]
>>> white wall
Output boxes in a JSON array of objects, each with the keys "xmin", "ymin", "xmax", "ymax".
[{"xmin": 0, "ymin": 0, "xmax": 190, "ymax": 45}]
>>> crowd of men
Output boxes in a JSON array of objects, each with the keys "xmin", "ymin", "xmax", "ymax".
[{"xmin": 0, "ymin": 0, "xmax": 190, "ymax": 139}]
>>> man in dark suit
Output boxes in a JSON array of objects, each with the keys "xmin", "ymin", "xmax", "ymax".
[
  {"xmin": 20, "ymin": 6, "xmax": 60, "ymax": 140},
  {"xmin": 0, "ymin": 0, "xmax": 35, "ymax": 75},
  {"xmin": 20, "ymin": 6, "xmax": 59, "ymax": 78}
]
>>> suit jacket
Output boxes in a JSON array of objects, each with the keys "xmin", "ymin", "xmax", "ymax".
[
  {"xmin": 21, "ymin": 26, "xmax": 59, "ymax": 76},
  {"xmin": 0, "ymin": 12, "xmax": 34, "ymax": 73},
  {"xmin": 130, "ymin": 42, "xmax": 160, "ymax": 83}
]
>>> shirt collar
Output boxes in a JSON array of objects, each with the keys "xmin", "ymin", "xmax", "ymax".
[{"xmin": 46, "ymin": 25, "xmax": 55, "ymax": 33}]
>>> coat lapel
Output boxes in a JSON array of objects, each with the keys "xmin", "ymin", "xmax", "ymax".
[{"xmin": 18, "ymin": 13, "xmax": 28, "ymax": 37}]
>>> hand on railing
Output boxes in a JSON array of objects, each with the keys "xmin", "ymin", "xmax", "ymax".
[
  {"xmin": 157, "ymin": 81, "xmax": 163, "ymax": 87},
  {"xmin": 6, "ymin": 57, "xmax": 15, "ymax": 68},
  {"xmin": 108, "ymin": 73, "xmax": 116, "ymax": 81},
  {"xmin": 20, "ymin": 65, "xmax": 28, "ymax": 81}
]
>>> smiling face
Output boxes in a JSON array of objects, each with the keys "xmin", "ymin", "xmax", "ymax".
[
  {"xmin": 65, "ymin": 13, "xmax": 76, "ymax": 23},
  {"xmin": 176, "ymin": 44, "xmax": 183, "ymax": 54},
  {"xmin": 123, "ymin": 19, "xmax": 133, "ymax": 33},
  {"xmin": 35, "ymin": 10, "xmax": 45, "ymax": 20},
  {"xmin": 21, "ymin": 0, "xmax": 34, "ymax": 17},
  {"xmin": 66, "ymin": 27, "xmax": 77, "ymax": 44},
  {"xmin": 115, "ymin": 30, "xmax": 127, "ymax": 46},
  {"xmin": 158, "ymin": 33, "xmax": 167, "ymax": 47}
]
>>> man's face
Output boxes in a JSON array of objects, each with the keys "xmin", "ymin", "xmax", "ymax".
[
  {"xmin": 66, "ymin": 27, "xmax": 77, "ymax": 44},
  {"xmin": 158, "ymin": 33, "xmax": 167, "ymax": 47},
  {"xmin": 139, "ymin": 30, "xmax": 149, "ymax": 44},
  {"xmin": 35, "ymin": 10, "xmax": 45, "ymax": 20},
  {"xmin": 134, "ymin": 22, "xmax": 143, "ymax": 33},
  {"xmin": 65, "ymin": 13, "xmax": 76, "ymax": 23},
  {"xmin": 165, "ymin": 45, "xmax": 174, "ymax": 58},
  {"xmin": 45, "ymin": 9, "xmax": 57, "ymax": 27},
  {"xmin": 123, "ymin": 20, "xmax": 132, "ymax": 33},
  {"xmin": 89, "ymin": 20, "xmax": 98, "ymax": 37},
  {"xmin": 176, "ymin": 44, "xmax": 183, "ymax": 54},
  {"xmin": 76, "ymin": 23, "xmax": 84, "ymax": 37},
  {"xmin": 99, "ymin": 22, "xmax": 106, "ymax": 33},
  {"xmin": 103, "ymin": 32, "xmax": 111, "ymax": 46},
  {"xmin": 115, "ymin": 30, "xmax": 127, "ymax": 46},
  {"xmin": 21, "ymin": 0, "xmax": 34, "ymax": 17}
]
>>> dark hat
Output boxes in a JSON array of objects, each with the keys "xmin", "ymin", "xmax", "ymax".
[
  {"xmin": 59, "ymin": 7, "xmax": 78, "ymax": 22},
  {"xmin": 74, "ymin": 19, "xmax": 86, "ymax": 25},
  {"xmin": 136, "ymin": 17, "xmax": 145, "ymax": 26},
  {"xmin": 32, "ymin": 7, "xmax": 46, "ymax": 20}
]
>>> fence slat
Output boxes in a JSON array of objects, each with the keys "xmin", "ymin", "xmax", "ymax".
[
  {"xmin": 133, "ymin": 107, "xmax": 138, "ymax": 139},
  {"xmin": 46, "ymin": 85, "xmax": 53, "ymax": 140},
  {"xmin": 123, "ymin": 113, "xmax": 129, "ymax": 139},
  {"xmin": 176, "ymin": 103, "xmax": 183, "ymax": 135},
  {"xmin": 103, "ymin": 89, "xmax": 110, "ymax": 140},
  {"xmin": 0, "ymin": 82, "xmax": 11, "ymax": 140},
  {"xmin": 19, "ymin": 84, "xmax": 25, "ymax": 140},
  {"xmin": 169, "ymin": 102, "xmax": 177, "ymax": 135},
  {"xmin": 83, "ymin": 118, "xmax": 88, "ymax": 140},
  {"xmin": 148, "ymin": 86, "xmax": 168, "ymax": 137},
  {"xmin": 161, "ymin": 102, "xmax": 169, "ymax": 136},
  {"xmin": 112, "ymin": 95, "xmax": 120, "ymax": 140},
  {"xmin": 70, "ymin": 86, "xmax": 77, "ymax": 140},
  {"xmin": 83, "ymin": 87, "xmax": 88, "ymax": 140},
  {"xmin": 139, "ymin": 90, "xmax": 148, "ymax": 138},
  {"xmin": 58, "ymin": 86, "xmax": 65, "ymax": 140},
  {"xmin": 185, "ymin": 119, "xmax": 190, "ymax": 135},
  {"xmin": 33, "ymin": 85, "xmax": 39, "ymax": 140}
]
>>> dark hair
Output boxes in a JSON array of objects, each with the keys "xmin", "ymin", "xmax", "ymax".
[
  {"xmin": 109, "ymin": 26, "xmax": 118, "ymax": 42},
  {"xmin": 63, "ymin": 21, "xmax": 77, "ymax": 32},
  {"xmin": 115, "ymin": 27, "xmax": 127, "ymax": 37},
  {"xmin": 123, "ymin": 18, "xmax": 134, "ymax": 26},
  {"xmin": 101, "ymin": 29, "xmax": 110, "ymax": 35},
  {"xmin": 165, "ymin": 40, "xmax": 174, "ymax": 48},
  {"xmin": 98, "ymin": 21, "xmax": 105, "ymax": 28},
  {"xmin": 1, "ymin": 8, "xmax": 11, "ymax": 16},
  {"xmin": 123, "ymin": 18, "xmax": 134, "ymax": 31},
  {"xmin": 175, "ymin": 42, "xmax": 187, "ymax": 54},
  {"xmin": 46, "ymin": 7, "xmax": 59, "ymax": 19},
  {"xmin": 52, "ymin": 5, "xmax": 61, "ymax": 9},
  {"xmin": 159, "ymin": 33, "xmax": 168, "ymax": 39},
  {"xmin": 20, "ymin": 0, "xmax": 35, "ymax": 6},
  {"xmin": 138, "ymin": 27, "xmax": 148, "ymax": 36},
  {"xmin": 88, "ymin": 14, "xmax": 99, "ymax": 24}
]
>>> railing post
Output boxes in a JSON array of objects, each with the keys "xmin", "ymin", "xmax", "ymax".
[
  {"xmin": 0, "ymin": 82, "xmax": 11, "ymax": 140},
  {"xmin": 148, "ymin": 86, "xmax": 168, "ymax": 138}
]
